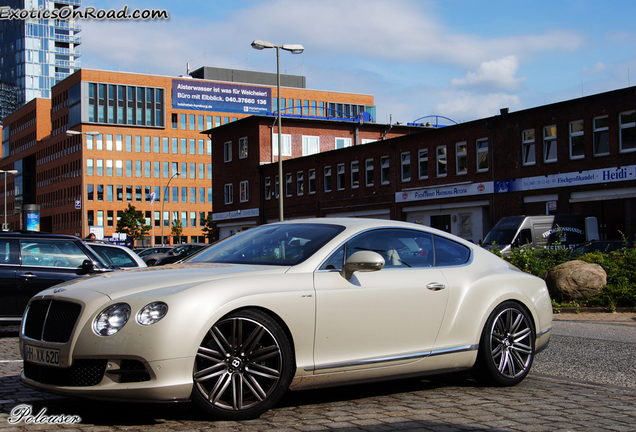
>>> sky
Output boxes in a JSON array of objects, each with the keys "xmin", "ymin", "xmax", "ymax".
[{"xmin": 77, "ymin": 0, "xmax": 636, "ymax": 125}]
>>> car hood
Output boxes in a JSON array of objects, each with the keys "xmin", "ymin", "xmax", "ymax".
[{"xmin": 39, "ymin": 262, "xmax": 291, "ymax": 300}]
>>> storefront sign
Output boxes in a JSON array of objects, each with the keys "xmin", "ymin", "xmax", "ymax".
[
  {"xmin": 495, "ymin": 164, "xmax": 636, "ymax": 193},
  {"xmin": 396, "ymin": 182, "xmax": 494, "ymax": 203},
  {"xmin": 213, "ymin": 208, "xmax": 259, "ymax": 222},
  {"xmin": 172, "ymin": 79, "xmax": 271, "ymax": 115}
]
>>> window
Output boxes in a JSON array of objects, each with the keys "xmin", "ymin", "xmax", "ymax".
[
  {"xmin": 224, "ymin": 184, "xmax": 233, "ymax": 204},
  {"xmin": 476, "ymin": 139, "xmax": 489, "ymax": 172},
  {"xmin": 286, "ymin": 173, "xmax": 293, "ymax": 197},
  {"xmin": 436, "ymin": 146, "xmax": 447, "ymax": 177},
  {"xmin": 171, "ymin": 113, "xmax": 177, "ymax": 129},
  {"xmin": 593, "ymin": 116, "xmax": 609, "ymax": 156},
  {"xmin": 239, "ymin": 137, "xmax": 248, "ymax": 159},
  {"xmin": 401, "ymin": 152, "xmax": 411, "ymax": 182},
  {"xmin": 620, "ymin": 111, "xmax": 636, "ymax": 152},
  {"xmin": 240, "ymin": 181, "xmax": 248, "ymax": 202},
  {"xmin": 335, "ymin": 137, "xmax": 352, "ymax": 149},
  {"xmin": 570, "ymin": 120, "xmax": 584, "ymax": 159},
  {"xmin": 308, "ymin": 169, "xmax": 316, "ymax": 194},
  {"xmin": 224, "ymin": 141, "xmax": 232, "ymax": 162},
  {"xmin": 274, "ymin": 176, "xmax": 280, "ymax": 199},
  {"xmin": 272, "ymin": 133, "xmax": 291, "ymax": 156},
  {"xmin": 543, "ymin": 126, "xmax": 557, "ymax": 163},
  {"xmin": 96, "ymin": 159, "xmax": 103, "ymax": 176},
  {"xmin": 418, "ymin": 149, "xmax": 428, "ymax": 179},
  {"xmin": 265, "ymin": 177, "xmax": 271, "ymax": 200},
  {"xmin": 324, "ymin": 166, "xmax": 332, "ymax": 192},
  {"xmin": 456, "ymin": 142, "xmax": 467, "ymax": 175},
  {"xmin": 365, "ymin": 159, "xmax": 374, "ymax": 186},
  {"xmin": 302, "ymin": 135, "xmax": 320, "ymax": 156},
  {"xmin": 86, "ymin": 159, "xmax": 93, "ymax": 176},
  {"xmin": 380, "ymin": 156, "xmax": 390, "ymax": 184},
  {"xmin": 297, "ymin": 172, "xmax": 304, "ymax": 195},
  {"xmin": 337, "ymin": 164, "xmax": 345, "ymax": 190},
  {"xmin": 351, "ymin": 161, "xmax": 359, "ymax": 188},
  {"xmin": 522, "ymin": 129, "xmax": 536, "ymax": 165}
]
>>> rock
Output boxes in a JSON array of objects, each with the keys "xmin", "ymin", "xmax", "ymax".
[{"xmin": 542, "ymin": 260, "xmax": 607, "ymax": 302}]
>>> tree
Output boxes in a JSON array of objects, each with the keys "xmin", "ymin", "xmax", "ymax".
[
  {"xmin": 116, "ymin": 204, "xmax": 150, "ymax": 248},
  {"xmin": 202, "ymin": 214, "xmax": 214, "ymax": 243},
  {"xmin": 171, "ymin": 219, "xmax": 183, "ymax": 244}
]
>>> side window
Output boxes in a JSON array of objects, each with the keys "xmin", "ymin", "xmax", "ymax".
[
  {"xmin": 433, "ymin": 235, "xmax": 471, "ymax": 267},
  {"xmin": 20, "ymin": 240, "xmax": 89, "ymax": 268},
  {"xmin": 344, "ymin": 229, "xmax": 435, "ymax": 268},
  {"xmin": 0, "ymin": 239, "xmax": 19, "ymax": 264},
  {"xmin": 319, "ymin": 245, "xmax": 344, "ymax": 271}
]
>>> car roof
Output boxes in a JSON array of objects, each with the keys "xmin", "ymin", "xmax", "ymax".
[{"xmin": 0, "ymin": 231, "xmax": 84, "ymax": 240}]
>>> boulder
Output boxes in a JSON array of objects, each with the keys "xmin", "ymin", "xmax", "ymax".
[{"xmin": 542, "ymin": 260, "xmax": 607, "ymax": 302}]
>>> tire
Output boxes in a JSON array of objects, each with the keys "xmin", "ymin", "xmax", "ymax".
[
  {"xmin": 472, "ymin": 301, "xmax": 535, "ymax": 386},
  {"xmin": 145, "ymin": 259, "xmax": 156, "ymax": 266},
  {"xmin": 191, "ymin": 309, "xmax": 294, "ymax": 420}
]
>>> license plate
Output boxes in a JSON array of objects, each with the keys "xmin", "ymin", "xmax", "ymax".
[{"xmin": 24, "ymin": 345, "xmax": 60, "ymax": 367}]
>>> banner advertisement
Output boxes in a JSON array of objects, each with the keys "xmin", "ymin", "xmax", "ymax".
[
  {"xmin": 396, "ymin": 182, "xmax": 494, "ymax": 203},
  {"xmin": 172, "ymin": 79, "xmax": 271, "ymax": 114},
  {"xmin": 495, "ymin": 164, "xmax": 636, "ymax": 194}
]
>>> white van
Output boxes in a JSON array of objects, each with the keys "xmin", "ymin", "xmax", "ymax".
[{"xmin": 482, "ymin": 214, "xmax": 599, "ymax": 254}]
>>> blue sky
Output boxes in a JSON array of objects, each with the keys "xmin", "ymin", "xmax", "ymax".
[{"xmin": 79, "ymin": 0, "xmax": 636, "ymax": 125}]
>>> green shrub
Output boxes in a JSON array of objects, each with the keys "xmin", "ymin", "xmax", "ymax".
[{"xmin": 489, "ymin": 245, "xmax": 636, "ymax": 309}]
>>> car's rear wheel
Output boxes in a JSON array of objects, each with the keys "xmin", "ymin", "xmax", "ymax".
[
  {"xmin": 473, "ymin": 301, "xmax": 535, "ymax": 386},
  {"xmin": 191, "ymin": 309, "xmax": 294, "ymax": 420},
  {"xmin": 145, "ymin": 259, "xmax": 156, "ymax": 266}
]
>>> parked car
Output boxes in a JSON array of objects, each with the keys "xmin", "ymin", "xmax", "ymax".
[
  {"xmin": 135, "ymin": 246, "xmax": 172, "ymax": 259},
  {"xmin": 85, "ymin": 242, "xmax": 147, "ymax": 269},
  {"xmin": 0, "ymin": 231, "xmax": 111, "ymax": 324},
  {"xmin": 19, "ymin": 219, "xmax": 552, "ymax": 420},
  {"xmin": 142, "ymin": 243, "xmax": 208, "ymax": 266}
]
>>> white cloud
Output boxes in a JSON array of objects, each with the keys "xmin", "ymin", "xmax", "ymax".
[
  {"xmin": 451, "ymin": 56, "xmax": 525, "ymax": 92},
  {"xmin": 435, "ymin": 92, "xmax": 521, "ymax": 123}
]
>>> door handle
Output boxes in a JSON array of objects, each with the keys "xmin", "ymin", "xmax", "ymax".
[
  {"xmin": 426, "ymin": 283, "xmax": 445, "ymax": 291},
  {"xmin": 19, "ymin": 273, "xmax": 37, "ymax": 280}
]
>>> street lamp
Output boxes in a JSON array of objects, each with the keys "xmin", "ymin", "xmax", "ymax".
[
  {"xmin": 67, "ymin": 130, "xmax": 100, "ymax": 237},
  {"xmin": 251, "ymin": 39, "xmax": 304, "ymax": 221},
  {"xmin": 1, "ymin": 169, "xmax": 18, "ymax": 231},
  {"xmin": 161, "ymin": 171, "xmax": 180, "ymax": 246}
]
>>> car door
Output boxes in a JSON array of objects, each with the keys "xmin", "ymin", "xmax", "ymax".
[
  {"xmin": 15, "ymin": 239, "xmax": 95, "ymax": 315},
  {"xmin": 312, "ymin": 228, "xmax": 450, "ymax": 372},
  {"xmin": 0, "ymin": 238, "xmax": 20, "ymax": 318}
]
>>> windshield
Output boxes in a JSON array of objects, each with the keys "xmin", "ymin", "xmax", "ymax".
[
  {"xmin": 483, "ymin": 229, "xmax": 517, "ymax": 245},
  {"xmin": 188, "ymin": 223, "xmax": 345, "ymax": 266}
]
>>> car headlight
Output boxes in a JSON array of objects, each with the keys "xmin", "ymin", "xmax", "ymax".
[
  {"xmin": 137, "ymin": 302, "xmax": 168, "ymax": 325},
  {"xmin": 93, "ymin": 303, "xmax": 131, "ymax": 336}
]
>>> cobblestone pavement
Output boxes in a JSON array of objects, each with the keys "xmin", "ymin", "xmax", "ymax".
[{"xmin": 1, "ymin": 319, "xmax": 635, "ymax": 432}]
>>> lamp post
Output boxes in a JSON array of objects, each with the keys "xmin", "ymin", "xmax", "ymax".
[
  {"xmin": 161, "ymin": 171, "xmax": 180, "ymax": 246},
  {"xmin": 1, "ymin": 169, "xmax": 18, "ymax": 231},
  {"xmin": 251, "ymin": 39, "xmax": 304, "ymax": 221},
  {"xmin": 67, "ymin": 130, "xmax": 100, "ymax": 238}
]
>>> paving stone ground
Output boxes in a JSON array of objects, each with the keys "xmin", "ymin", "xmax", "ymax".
[{"xmin": 1, "ymin": 317, "xmax": 635, "ymax": 432}]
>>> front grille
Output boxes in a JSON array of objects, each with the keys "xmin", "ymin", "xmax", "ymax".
[
  {"xmin": 24, "ymin": 359, "xmax": 107, "ymax": 386},
  {"xmin": 23, "ymin": 300, "xmax": 81, "ymax": 343}
]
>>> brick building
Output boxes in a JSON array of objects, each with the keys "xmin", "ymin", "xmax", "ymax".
[
  {"xmin": 208, "ymin": 86, "xmax": 636, "ymax": 243},
  {"xmin": 0, "ymin": 67, "xmax": 375, "ymax": 244}
]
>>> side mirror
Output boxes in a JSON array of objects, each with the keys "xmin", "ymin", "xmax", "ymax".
[
  {"xmin": 79, "ymin": 259, "xmax": 95, "ymax": 274},
  {"xmin": 341, "ymin": 251, "xmax": 385, "ymax": 280}
]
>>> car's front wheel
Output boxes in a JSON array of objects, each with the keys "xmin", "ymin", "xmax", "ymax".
[
  {"xmin": 473, "ymin": 301, "xmax": 535, "ymax": 386},
  {"xmin": 191, "ymin": 309, "xmax": 294, "ymax": 420}
]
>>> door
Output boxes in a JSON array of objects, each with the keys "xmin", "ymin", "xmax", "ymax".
[
  {"xmin": 431, "ymin": 214, "xmax": 452, "ymax": 233},
  {"xmin": 313, "ymin": 228, "xmax": 449, "ymax": 372},
  {"xmin": 0, "ymin": 239, "xmax": 19, "ymax": 318}
]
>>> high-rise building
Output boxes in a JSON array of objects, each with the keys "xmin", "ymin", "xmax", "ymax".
[{"xmin": 0, "ymin": 0, "xmax": 81, "ymax": 120}]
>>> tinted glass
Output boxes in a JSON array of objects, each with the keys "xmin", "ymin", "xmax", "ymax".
[{"xmin": 189, "ymin": 224, "xmax": 345, "ymax": 266}]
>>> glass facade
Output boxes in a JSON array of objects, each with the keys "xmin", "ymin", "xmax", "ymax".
[{"xmin": 0, "ymin": 0, "xmax": 82, "ymax": 119}]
